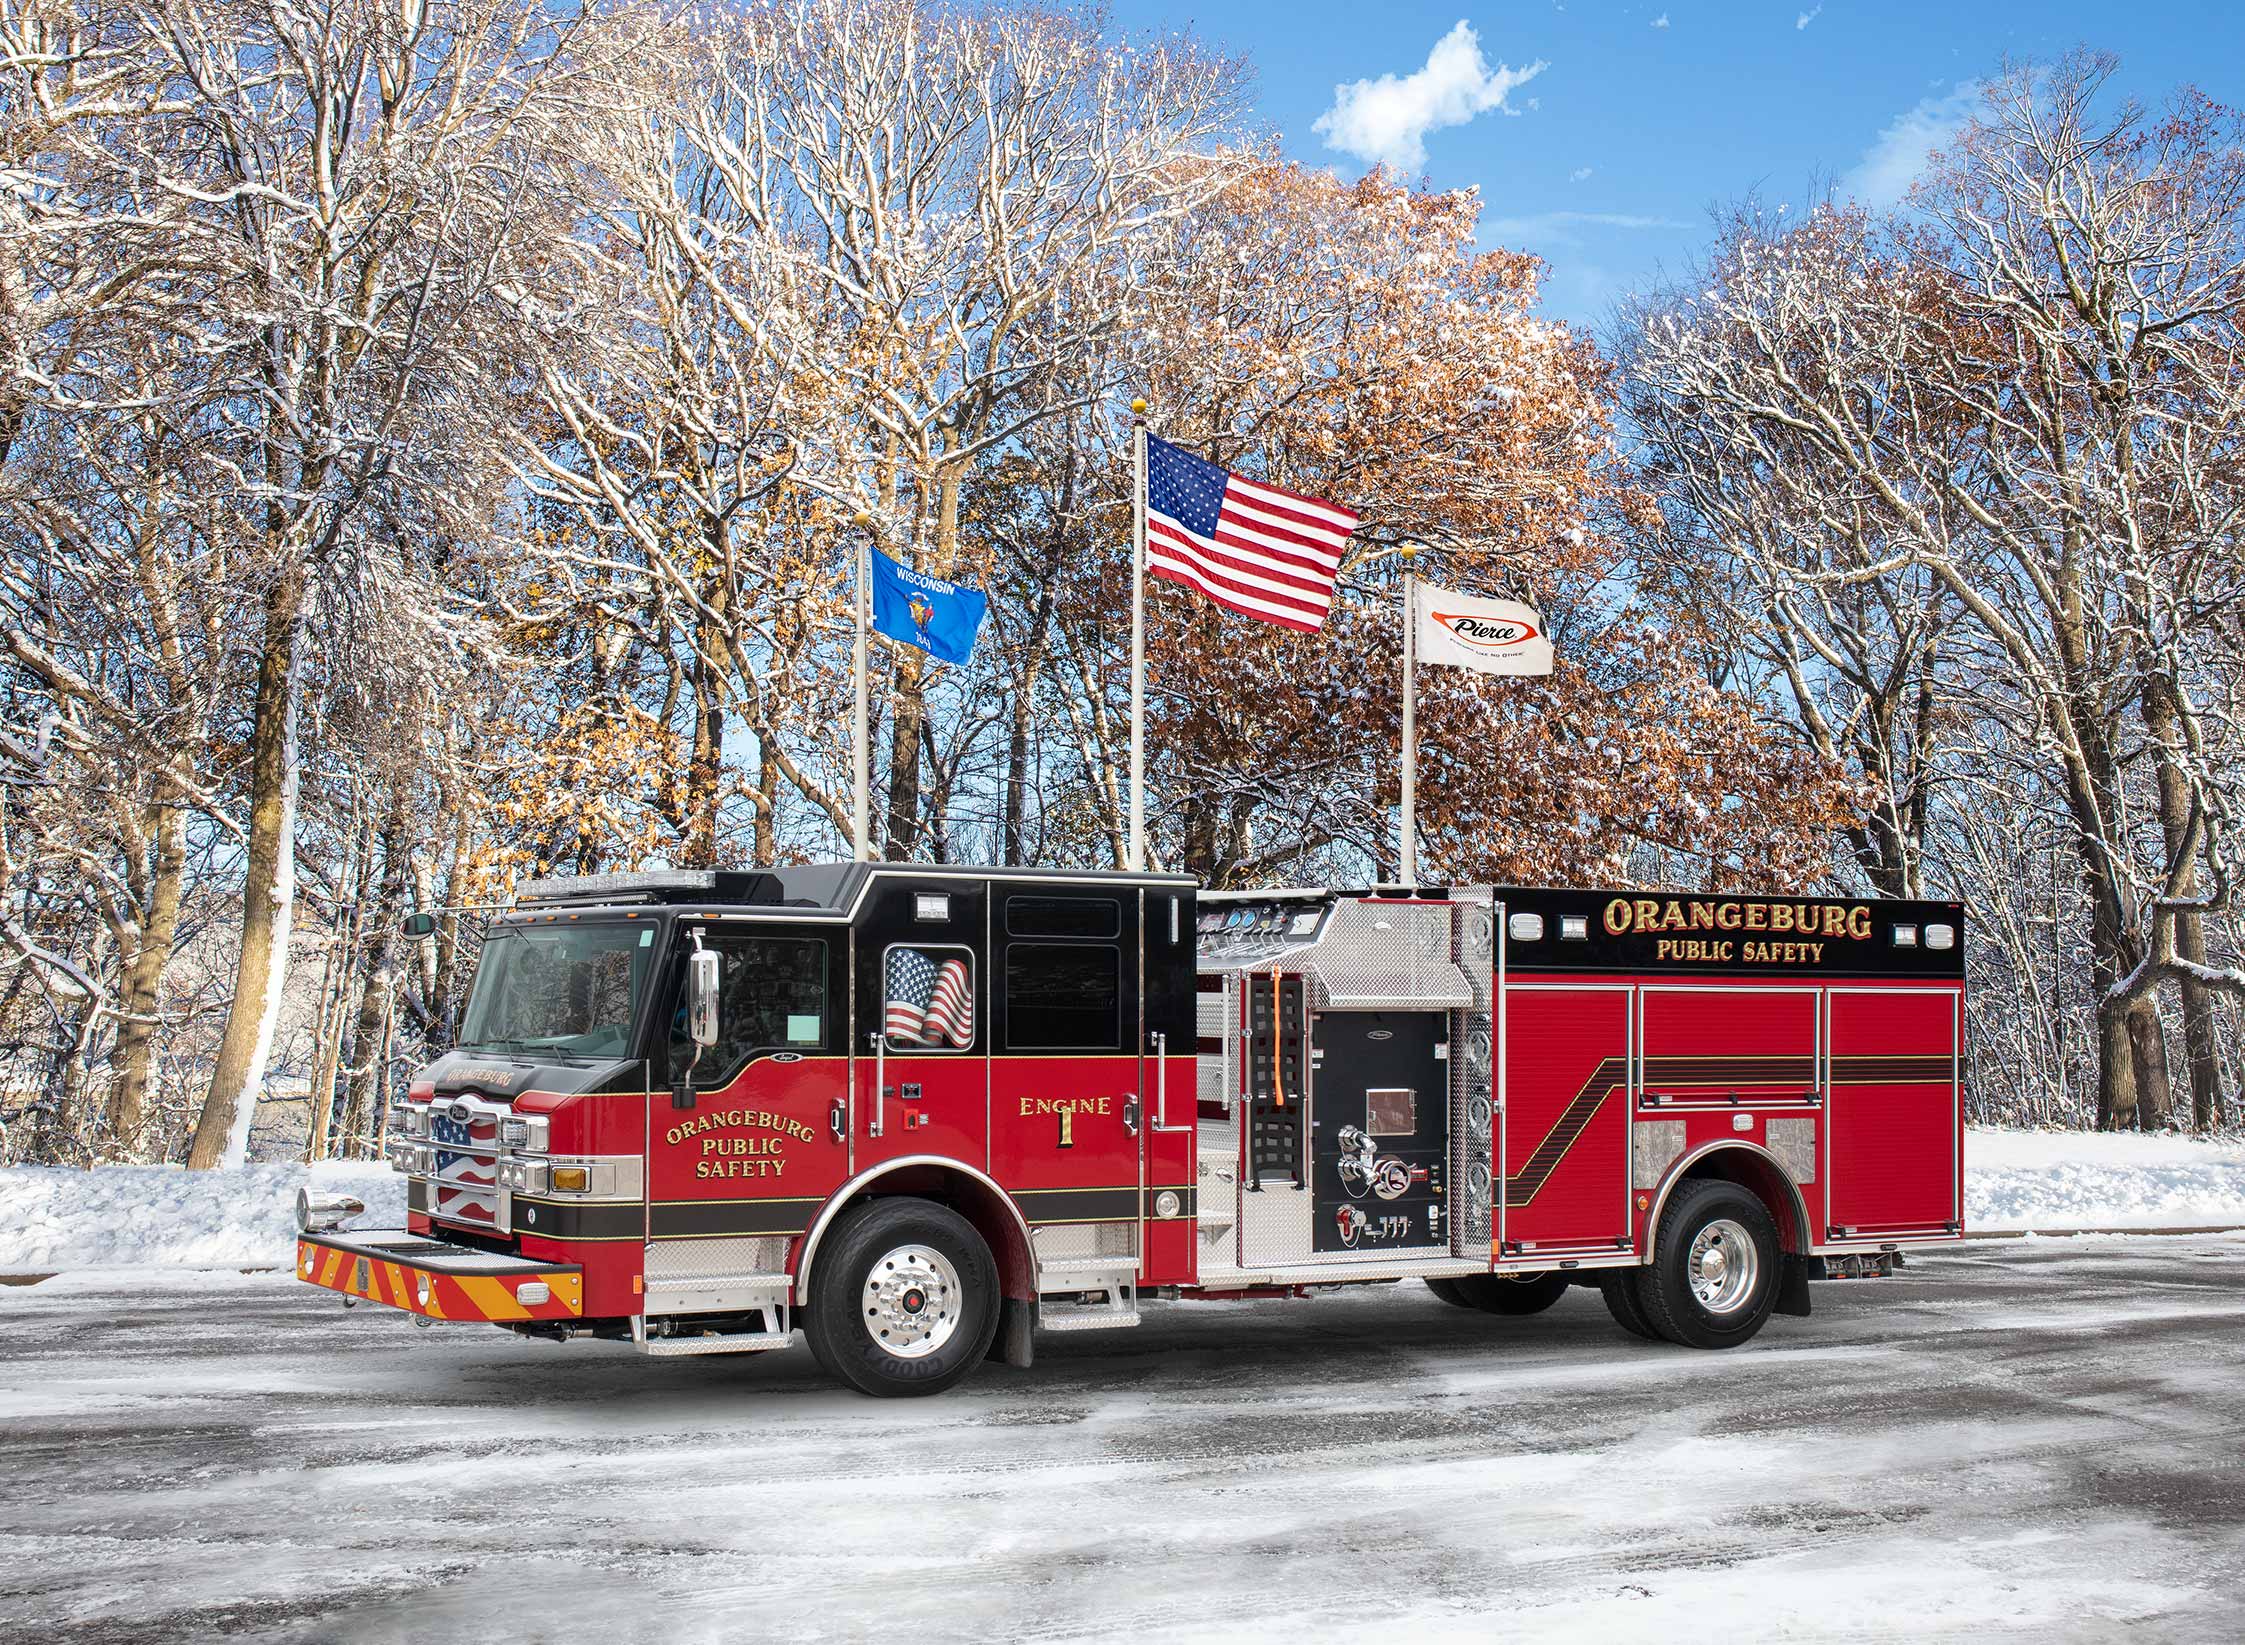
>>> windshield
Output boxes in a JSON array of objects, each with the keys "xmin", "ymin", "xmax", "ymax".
[{"xmin": 457, "ymin": 921, "xmax": 657, "ymax": 1060}]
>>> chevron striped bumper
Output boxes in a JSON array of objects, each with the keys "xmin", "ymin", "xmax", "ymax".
[{"xmin": 296, "ymin": 1230, "xmax": 584, "ymax": 1322}]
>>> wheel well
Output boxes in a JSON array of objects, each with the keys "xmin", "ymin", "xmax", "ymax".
[
  {"xmin": 1667, "ymin": 1146, "xmax": 1810, "ymax": 1255},
  {"xmin": 795, "ymin": 1162, "xmax": 1035, "ymax": 1304}
]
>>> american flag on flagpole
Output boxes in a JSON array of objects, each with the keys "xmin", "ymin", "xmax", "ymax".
[
  {"xmin": 1143, "ymin": 434, "xmax": 1359, "ymax": 633},
  {"xmin": 884, "ymin": 947, "xmax": 974, "ymax": 1048}
]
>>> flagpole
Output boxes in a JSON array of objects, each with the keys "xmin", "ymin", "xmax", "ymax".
[
  {"xmin": 1400, "ymin": 542, "xmax": 1419, "ymax": 886},
  {"xmin": 850, "ymin": 510, "xmax": 871, "ymax": 862},
  {"xmin": 1128, "ymin": 399, "xmax": 1148, "ymax": 872}
]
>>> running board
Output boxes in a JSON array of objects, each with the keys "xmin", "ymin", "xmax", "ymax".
[
  {"xmin": 1038, "ymin": 1273, "xmax": 1140, "ymax": 1332},
  {"xmin": 631, "ymin": 1305, "xmax": 792, "ymax": 1356}
]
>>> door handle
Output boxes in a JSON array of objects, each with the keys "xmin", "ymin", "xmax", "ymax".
[
  {"xmin": 1123, "ymin": 1095, "xmax": 1142, "ymax": 1137},
  {"xmin": 829, "ymin": 1097, "xmax": 846, "ymax": 1143},
  {"xmin": 869, "ymin": 1030, "xmax": 885, "ymax": 1139}
]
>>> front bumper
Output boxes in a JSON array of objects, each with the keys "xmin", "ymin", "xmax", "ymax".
[{"xmin": 297, "ymin": 1228, "xmax": 584, "ymax": 1322}]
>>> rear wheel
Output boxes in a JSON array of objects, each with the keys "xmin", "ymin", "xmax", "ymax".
[
  {"xmin": 1633, "ymin": 1179, "xmax": 1780, "ymax": 1349},
  {"xmin": 803, "ymin": 1198, "xmax": 1000, "ymax": 1397},
  {"xmin": 1599, "ymin": 1270, "xmax": 1661, "ymax": 1340},
  {"xmin": 1424, "ymin": 1276, "xmax": 1475, "ymax": 1309},
  {"xmin": 1442, "ymin": 1271, "xmax": 1572, "ymax": 1316}
]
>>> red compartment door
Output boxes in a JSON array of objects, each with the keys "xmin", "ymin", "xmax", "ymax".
[
  {"xmin": 1502, "ymin": 986, "xmax": 1632, "ymax": 1253},
  {"xmin": 1826, "ymin": 988, "xmax": 1960, "ymax": 1236},
  {"xmin": 1640, "ymin": 987, "xmax": 1818, "ymax": 1105}
]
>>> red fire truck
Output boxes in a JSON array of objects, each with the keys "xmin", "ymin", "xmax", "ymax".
[{"xmin": 296, "ymin": 866, "xmax": 1965, "ymax": 1396}]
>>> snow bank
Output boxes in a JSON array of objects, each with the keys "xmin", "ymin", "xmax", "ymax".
[
  {"xmin": 1966, "ymin": 1127, "xmax": 2245, "ymax": 1231},
  {"xmin": 0, "ymin": 1162, "xmax": 403, "ymax": 1272},
  {"xmin": 4, "ymin": 1129, "xmax": 2243, "ymax": 1273}
]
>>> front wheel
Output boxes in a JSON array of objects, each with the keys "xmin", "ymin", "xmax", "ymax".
[
  {"xmin": 1631, "ymin": 1179, "xmax": 1780, "ymax": 1349},
  {"xmin": 803, "ymin": 1198, "xmax": 1000, "ymax": 1397}
]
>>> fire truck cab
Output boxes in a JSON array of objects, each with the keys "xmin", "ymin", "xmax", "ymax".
[{"xmin": 297, "ymin": 865, "xmax": 1964, "ymax": 1396}]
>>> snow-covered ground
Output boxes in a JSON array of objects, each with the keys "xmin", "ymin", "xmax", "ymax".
[
  {"xmin": 3, "ymin": 1128, "xmax": 2242, "ymax": 1273},
  {"xmin": 0, "ymin": 1160, "xmax": 401, "ymax": 1271},
  {"xmin": 1966, "ymin": 1128, "xmax": 2245, "ymax": 1231}
]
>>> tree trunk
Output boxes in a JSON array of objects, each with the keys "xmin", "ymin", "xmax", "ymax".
[
  {"xmin": 2094, "ymin": 991, "xmax": 2137, "ymax": 1131},
  {"xmin": 108, "ymin": 799, "xmax": 186, "ymax": 1154},
  {"xmin": 305, "ymin": 809, "xmax": 374, "ymax": 1162},
  {"xmin": 187, "ymin": 569, "xmax": 309, "ymax": 1169},
  {"xmin": 341, "ymin": 798, "xmax": 409, "ymax": 1152},
  {"xmin": 1003, "ymin": 587, "xmax": 1058, "ymax": 866},
  {"xmin": 682, "ymin": 577, "xmax": 729, "ymax": 868},
  {"xmin": 2143, "ymin": 672, "xmax": 2226, "ymax": 1129},
  {"xmin": 883, "ymin": 643, "xmax": 927, "ymax": 860},
  {"xmin": 2125, "ymin": 998, "xmax": 2175, "ymax": 1131},
  {"xmin": 2087, "ymin": 835, "xmax": 2140, "ymax": 1130},
  {"xmin": 2178, "ymin": 917, "xmax": 2225, "ymax": 1130}
]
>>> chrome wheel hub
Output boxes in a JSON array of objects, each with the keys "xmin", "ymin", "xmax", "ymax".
[
  {"xmin": 862, "ymin": 1243, "xmax": 962, "ymax": 1359},
  {"xmin": 1688, "ymin": 1218, "xmax": 1758, "ymax": 1316}
]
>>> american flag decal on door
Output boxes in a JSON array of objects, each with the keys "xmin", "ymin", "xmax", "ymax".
[{"xmin": 885, "ymin": 948, "xmax": 974, "ymax": 1048}]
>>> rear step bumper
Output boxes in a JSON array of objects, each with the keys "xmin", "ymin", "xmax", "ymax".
[{"xmin": 297, "ymin": 1228, "xmax": 583, "ymax": 1322}]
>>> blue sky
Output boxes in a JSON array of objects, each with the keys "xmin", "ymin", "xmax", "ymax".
[{"xmin": 1137, "ymin": 0, "xmax": 2245, "ymax": 333}]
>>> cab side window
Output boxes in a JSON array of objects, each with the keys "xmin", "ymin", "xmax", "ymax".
[
  {"xmin": 672, "ymin": 933, "xmax": 828, "ymax": 1089},
  {"xmin": 1000, "ymin": 894, "xmax": 1124, "ymax": 1052}
]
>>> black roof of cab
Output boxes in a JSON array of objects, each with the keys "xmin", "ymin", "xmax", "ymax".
[{"xmin": 516, "ymin": 862, "xmax": 1194, "ymax": 915}]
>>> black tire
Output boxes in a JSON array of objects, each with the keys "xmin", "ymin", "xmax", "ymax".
[
  {"xmin": 803, "ymin": 1198, "xmax": 1000, "ymax": 1397},
  {"xmin": 1446, "ymin": 1271, "xmax": 1572, "ymax": 1316},
  {"xmin": 1599, "ymin": 1270, "xmax": 1662, "ymax": 1341},
  {"xmin": 1424, "ymin": 1276, "xmax": 1476, "ymax": 1309},
  {"xmin": 1633, "ymin": 1179, "xmax": 1781, "ymax": 1350}
]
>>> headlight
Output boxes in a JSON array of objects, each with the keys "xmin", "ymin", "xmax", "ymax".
[
  {"xmin": 498, "ymin": 1159, "xmax": 549, "ymax": 1194},
  {"xmin": 401, "ymin": 1105, "xmax": 430, "ymax": 1138},
  {"xmin": 499, "ymin": 1115, "xmax": 549, "ymax": 1151}
]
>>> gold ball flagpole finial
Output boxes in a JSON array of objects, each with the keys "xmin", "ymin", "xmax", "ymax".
[
  {"xmin": 851, "ymin": 510, "xmax": 871, "ymax": 529},
  {"xmin": 1400, "ymin": 542, "xmax": 1420, "ymax": 561},
  {"xmin": 1130, "ymin": 398, "xmax": 1148, "ymax": 416}
]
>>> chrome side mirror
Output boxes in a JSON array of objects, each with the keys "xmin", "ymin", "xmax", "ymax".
[{"xmin": 688, "ymin": 947, "xmax": 721, "ymax": 1048}]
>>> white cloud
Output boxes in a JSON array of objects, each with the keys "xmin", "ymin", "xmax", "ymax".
[
  {"xmin": 1482, "ymin": 209, "xmax": 1693, "ymax": 249},
  {"xmin": 1796, "ymin": 4, "xmax": 1822, "ymax": 26},
  {"xmin": 1844, "ymin": 81, "xmax": 1981, "ymax": 207},
  {"xmin": 1569, "ymin": 166, "xmax": 1594, "ymax": 182},
  {"xmin": 1313, "ymin": 21, "xmax": 1548, "ymax": 171},
  {"xmin": 1651, "ymin": 12, "xmax": 1670, "ymax": 27}
]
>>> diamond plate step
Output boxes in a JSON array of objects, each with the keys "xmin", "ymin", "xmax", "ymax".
[
  {"xmin": 1037, "ymin": 1274, "xmax": 1140, "ymax": 1332},
  {"xmin": 636, "ymin": 1329, "xmax": 794, "ymax": 1356}
]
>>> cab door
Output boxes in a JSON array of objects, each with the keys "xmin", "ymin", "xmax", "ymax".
[
  {"xmin": 644, "ymin": 923, "xmax": 852, "ymax": 1273},
  {"xmin": 988, "ymin": 882, "xmax": 1143, "ymax": 1276},
  {"xmin": 853, "ymin": 879, "xmax": 990, "ymax": 1173}
]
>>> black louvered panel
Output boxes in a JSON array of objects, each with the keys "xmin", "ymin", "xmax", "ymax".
[{"xmin": 1245, "ymin": 973, "xmax": 1306, "ymax": 1189}]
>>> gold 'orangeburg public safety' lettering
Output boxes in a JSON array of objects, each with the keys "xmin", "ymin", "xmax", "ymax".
[
  {"xmin": 663, "ymin": 1107, "xmax": 818, "ymax": 1180},
  {"xmin": 1602, "ymin": 897, "xmax": 1873, "ymax": 964}
]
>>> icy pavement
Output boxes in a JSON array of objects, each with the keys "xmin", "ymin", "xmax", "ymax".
[{"xmin": 4, "ymin": 1240, "xmax": 2244, "ymax": 1642}]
